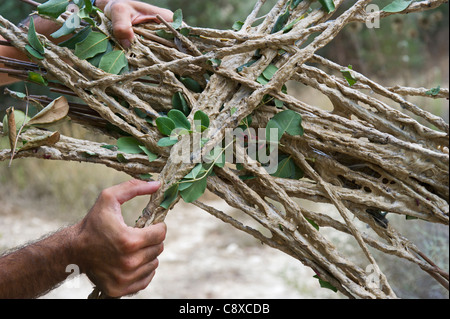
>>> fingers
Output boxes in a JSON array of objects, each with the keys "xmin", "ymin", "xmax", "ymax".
[
  {"xmin": 105, "ymin": 0, "xmax": 174, "ymax": 48},
  {"xmin": 103, "ymin": 179, "xmax": 161, "ymax": 205},
  {"xmin": 131, "ymin": 2, "xmax": 173, "ymax": 24},
  {"xmin": 107, "ymin": 2, "xmax": 134, "ymax": 48},
  {"xmin": 101, "ymin": 242, "xmax": 163, "ymax": 297},
  {"xmin": 127, "ymin": 222, "xmax": 167, "ymax": 250}
]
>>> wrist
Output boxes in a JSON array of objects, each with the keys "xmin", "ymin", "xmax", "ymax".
[{"xmin": 67, "ymin": 221, "xmax": 88, "ymax": 274}]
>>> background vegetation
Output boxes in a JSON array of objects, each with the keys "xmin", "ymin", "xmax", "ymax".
[{"xmin": 0, "ymin": 0, "xmax": 448, "ymax": 298}]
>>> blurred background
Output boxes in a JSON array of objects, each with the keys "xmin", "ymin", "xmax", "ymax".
[{"xmin": 0, "ymin": 0, "xmax": 448, "ymax": 298}]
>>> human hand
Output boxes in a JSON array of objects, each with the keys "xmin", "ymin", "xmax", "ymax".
[
  {"xmin": 74, "ymin": 179, "xmax": 166, "ymax": 297},
  {"xmin": 96, "ymin": 0, "xmax": 173, "ymax": 48}
]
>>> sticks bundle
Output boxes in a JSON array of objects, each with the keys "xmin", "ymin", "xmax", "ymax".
[{"xmin": 1, "ymin": 0, "xmax": 448, "ymax": 298}]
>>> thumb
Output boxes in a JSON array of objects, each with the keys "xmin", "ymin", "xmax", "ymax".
[{"xmin": 106, "ymin": 4, "xmax": 135, "ymax": 48}]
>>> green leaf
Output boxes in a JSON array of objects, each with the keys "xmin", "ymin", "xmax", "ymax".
[
  {"xmin": 83, "ymin": 0, "xmax": 93, "ymax": 13},
  {"xmin": 87, "ymin": 40, "xmax": 113, "ymax": 67},
  {"xmin": 2, "ymin": 110, "xmax": 31, "ymax": 135},
  {"xmin": 157, "ymin": 136, "xmax": 178, "ymax": 147},
  {"xmin": 236, "ymin": 60, "xmax": 257, "ymax": 73},
  {"xmin": 156, "ymin": 30, "xmax": 175, "ymax": 40},
  {"xmin": 74, "ymin": 31, "xmax": 109, "ymax": 60},
  {"xmin": 172, "ymin": 9, "xmax": 183, "ymax": 29},
  {"xmin": 306, "ymin": 218, "xmax": 320, "ymax": 231},
  {"xmin": 38, "ymin": 0, "xmax": 70, "ymax": 19},
  {"xmin": 160, "ymin": 184, "xmax": 179, "ymax": 209},
  {"xmin": 25, "ymin": 45, "xmax": 44, "ymax": 60},
  {"xmin": 291, "ymin": 0, "xmax": 303, "ymax": 9},
  {"xmin": 232, "ymin": 20, "xmax": 244, "ymax": 31},
  {"xmin": 98, "ymin": 50, "xmax": 128, "ymax": 74},
  {"xmin": 194, "ymin": 110, "xmax": 210, "ymax": 131},
  {"xmin": 274, "ymin": 98, "xmax": 284, "ymax": 108},
  {"xmin": 318, "ymin": 0, "xmax": 336, "ymax": 13},
  {"xmin": 183, "ymin": 163, "xmax": 204, "ymax": 179},
  {"xmin": 168, "ymin": 109, "xmax": 191, "ymax": 130},
  {"xmin": 382, "ymin": 0, "xmax": 413, "ymax": 13},
  {"xmin": 207, "ymin": 58, "xmax": 222, "ymax": 68},
  {"xmin": 138, "ymin": 173, "xmax": 153, "ymax": 181},
  {"xmin": 271, "ymin": 7, "xmax": 290, "ymax": 33},
  {"xmin": 172, "ymin": 92, "xmax": 190, "ymax": 115},
  {"xmin": 282, "ymin": 17, "xmax": 302, "ymax": 33},
  {"xmin": 262, "ymin": 64, "xmax": 279, "ymax": 81},
  {"xmin": 117, "ymin": 136, "xmax": 144, "ymax": 154},
  {"xmin": 180, "ymin": 77, "xmax": 202, "ymax": 93},
  {"xmin": 59, "ymin": 26, "xmax": 92, "ymax": 49},
  {"xmin": 270, "ymin": 156, "xmax": 303, "ymax": 180},
  {"xmin": 256, "ymin": 75, "xmax": 269, "ymax": 85},
  {"xmin": 180, "ymin": 28, "xmax": 191, "ymax": 37},
  {"xmin": 155, "ymin": 116, "xmax": 176, "ymax": 136},
  {"xmin": 138, "ymin": 145, "xmax": 158, "ymax": 162},
  {"xmin": 313, "ymin": 275, "xmax": 338, "ymax": 292},
  {"xmin": 426, "ymin": 85, "xmax": 441, "ymax": 96},
  {"xmin": 101, "ymin": 144, "xmax": 118, "ymax": 151},
  {"xmin": 341, "ymin": 66, "xmax": 357, "ymax": 86},
  {"xmin": 50, "ymin": 18, "xmax": 76, "ymax": 39},
  {"xmin": 266, "ymin": 110, "xmax": 304, "ymax": 149},
  {"xmin": 28, "ymin": 18, "xmax": 45, "ymax": 55},
  {"xmin": 27, "ymin": 71, "xmax": 48, "ymax": 86},
  {"xmin": 116, "ymin": 153, "xmax": 128, "ymax": 163},
  {"xmin": 0, "ymin": 136, "xmax": 10, "ymax": 150},
  {"xmin": 180, "ymin": 176, "xmax": 208, "ymax": 203}
]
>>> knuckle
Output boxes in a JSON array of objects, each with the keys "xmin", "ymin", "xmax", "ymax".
[
  {"xmin": 120, "ymin": 255, "xmax": 139, "ymax": 272},
  {"xmin": 149, "ymin": 258, "xmax": 159, "ymax": 271},
  {"xmin": 99, "ymin": 188, "xmax": 115, "ymax": 202},
  {"xmin": 118, "ymin": 235, "xmax": 139, "ymax": 253},
  {"xmin": 109, "ymin": 2, "xmax": 128, "ymax": 12}
]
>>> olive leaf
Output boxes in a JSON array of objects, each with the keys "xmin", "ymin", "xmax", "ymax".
[
  {"xmin": 156, "ymin": 117, "xmax": 176, "ymax": 136},
  {"xmin": 172, "ymin": 9, "xmax": 183, "ymax": 29},
  {"xmin": 382, "ymin": 0, "xmax": 413, "ymax": 13},
  {"xmin": 25, "ymin": 18, "xmax": 45, "ymax": 59},
  {"xmin": 313, "ymin": 275, "xmax": 338, "ymax": 292},
  {"xmin": 265, "ymin": 109, "xmax": 304, "ymax": 150},
  {"xmin": 27, "ymin": 71, "xmax": 48, "ymax": 86},
  {"xmin": 194, "ymin": 110, "xmax": 210, "ymax": 132},
  {"xmin": 180, "ymin": 176, "xmax": 208, "ymax": 203},
  {"xmin": 157, "ymin": 136, "xmax": 179, "ymax": 147},
  {"xmin": 160, "ymin": 184, "xmax": 179, "ymax": 209},
  {"xmin": 98, "ymin": 50, "xmax": 128, "ymax": 74},
  {"xmin": 341, "ymin": 65, "xmax": 357, "ymax": 86},
  {"xmin": 117, "ymin": 136, "xmax": 144, "ymax": 154},
  {"xmin": 318, "ymin": 0, "xmax": 336, "ymax": 13},
  {"xmin": 167, "ymin": 109, "xmax": 191, "ymax": 131},
  {"xmin": 74, "ymin": 31, "xmax": 109, "ymax": 60},
  {"xmin": 27, "ymin": 96, "xmax": 70, "ymax": 126},
  {"xmin": 271, "ymin": 7, "xmax": 290, "ymax": 33},
  {"xmin": 172, "ymin": 92, "xmax": 190, "ymax": 116},
  {"xmin": 59, "ymin": 26, "xmax": 92, "ymax": 49},
  {"xmin": 37, "ymin": 0, "xmax": 70, "ymax": 19},
  {"xmin": 270, "ymin": 155, "xmax": 304, "ymax": 180}
]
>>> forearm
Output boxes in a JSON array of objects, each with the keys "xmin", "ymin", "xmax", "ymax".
[
  {"xmin": 0, "ymin": 14, "xmax": 66, "ymax": 86},
  {"xmin": 0, "ymin": 223, "xmax": 81, "ymax": 298}
]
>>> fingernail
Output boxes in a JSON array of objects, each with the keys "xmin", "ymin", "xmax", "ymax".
[{"xmin": 121, "ymin": 39, "xmax": 131, "ymax": 49}]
